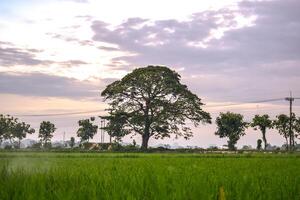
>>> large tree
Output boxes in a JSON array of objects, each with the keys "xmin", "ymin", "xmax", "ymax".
[
  {"xmin": 215, "ymin": 112, "xmax": 248, "ymax": 150},
  {"xmin": 77, "ymin": 117, "xmax": 98, "ymax": 143},
  {"xmin": 251, "ymin": 114, "xmax": 273, "ymax": 150},
  {"xmin": 101, "ymin": 66, "xmax": 211, "ymax": 149},
  {"xmin": 39, "ymin": 121, "xmax": 56, "ymax": 147}
]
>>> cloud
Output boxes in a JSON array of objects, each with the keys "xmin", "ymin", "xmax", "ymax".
[
  {"xmin": 47, "ymin": 33, "xmax": 95, "ymax": 46},
  {"xmin": 0, "ymin": 41, "xmax": 89, "ymax": 68},
  {"xmin": 91, "ymin": 0, "xmax": 300, "ymax": 71},
  {"xmin": 91, "ymin": 0, "xmax": 300, "ymax": 101},
  {"xmin": 0, "ymin": 72, "xmax": 102, "ymax": 99},
  {"xmin": 0, "ymin": 41, "xmax": 51, "ymax": 67}
]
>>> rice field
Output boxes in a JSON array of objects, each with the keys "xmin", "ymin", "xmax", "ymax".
[{"xmin": 0, "ymin": 152, "xmax": 299, "ymax": 200}]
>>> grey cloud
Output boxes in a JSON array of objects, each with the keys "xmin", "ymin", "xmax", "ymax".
[
  {"xmin": 58, "ymin": 60, "xmax": 88, "ymax": 67},
  {"xmin": 98, "ymin": 46, "xmax": 119, "ymax": 51},
  {"xmin": 91, "ymin": 0, "xmax": 300, "ymax": 72},
  {"xmin": 0, "ymin": 43, "xmax": 51, "ymax": 67},
  {"xmin": 0, "ymin": 41, "xmax": 89, "ymax": 68},
  {"xmin": 90, "ymin": 0, "xmax": 300, "ymax": 102},
  {"xmin": 48, "ymin": 33, "xmax": 94, "ymax": 46},
  {"xmin": 0, "ymin": 72, "xmax": 101, "ymax": 99}
]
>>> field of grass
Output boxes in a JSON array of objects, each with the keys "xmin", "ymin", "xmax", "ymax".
[{"xmin": 0, "ymin": 152, "xmax": 299, "ymax": 200}]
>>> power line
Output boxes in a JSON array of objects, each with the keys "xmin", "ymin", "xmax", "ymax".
[
  {"xmin": 203, "ymin": 98, "xmax": 284, "ymax": 108},
  {"xmin": 7, "ymin": 97, "xmax": 300, "ymax": 117}
]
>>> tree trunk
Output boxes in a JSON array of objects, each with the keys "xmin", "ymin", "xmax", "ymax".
[
  {"xmin": 289, "ymin": 133, "xmax": 292, "ymax": 151},
  {"xmin": 141, "ymin": 134, "xmax": 149, "ymax": 150},
  {"xmin": 285, "ymin": 136, "xmax": 288, "ymax": 150},
  {"xmin": 262, "ymin": 130, "xmax": 267, "ymax": 150},
  {"xmin": 142, "ymin": 102, "xmax": 151, "ymax": 150}
]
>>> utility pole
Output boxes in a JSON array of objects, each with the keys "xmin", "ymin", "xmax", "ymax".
[
  {"xmin": 100, "ymin": 119, "xmax": 105, "ymax": 143},
  {"xmin": 285, "ymin": 91, "xmax": 294, "ymax": 150}
]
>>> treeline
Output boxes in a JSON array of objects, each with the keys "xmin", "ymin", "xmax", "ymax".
[
  {"xmin": 215, "ymin": 112, "xmax": 299, "ymax": 151},
  {"xmin": 1, "ymin": 112, "xmax": 299, "ymax": 151},
  {"xmin": 0, "ymin": 115, "xmax": 97, "ymax": 149}
]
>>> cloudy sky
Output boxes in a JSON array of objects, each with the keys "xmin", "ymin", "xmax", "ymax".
[{"xmin": 0, "ymin": 0, "xmax": 299, "ymax": 147}]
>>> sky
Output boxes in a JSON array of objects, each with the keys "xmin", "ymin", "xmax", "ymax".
[{"xmin": 0, "ymin": 0, "xmax": 300, "ymax": 148}]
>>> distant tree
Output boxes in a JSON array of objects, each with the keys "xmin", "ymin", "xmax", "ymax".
[
  {"xmin": 215, "ymin": 112, "xmax": 248, "ymax": 150},
  {"xmin": 0, "ymin": 114, "xmax": 34, "ymax": 148},
  {"xmin": 257, "ymin": 139, "xmax": 262, "ymax": 150},
  {"xmin": 273, "ymin": 114, "xmax": 290, "ymax": 150},
  {"xmin": 12, "ymin": 122, "xmax": 35, "ymax": 148},
  {"xmin": 77, "ymin": 117, "xmax": 98, "ymax": 143},
  {"xmin": 70, "ymin": 137, "xmax": 75, "ymax": 148},
  {"xmin": 274, "ymin": 113, "xmax": 300, "ymax": 150},
  {"xmin": 101, "ymin": 66, "xmax": 211, "ymax": 149},
  {"xmin": 295, "ymin": 117, "xmax": 300, "ymax": 142},
  {"xmin": 100, "ymin": 111, "xmax": 130, "ymax": 143},
  {"xmin": 39, "ymin": 121, "xmax": 56, "ymax": 147},
  {"xmin": 251, "ymin": 114, "xmax": 273, "ymax": 150},
  {"xmin": 0, "ymin": 114, "xmax": 15, "ymax": 145}
]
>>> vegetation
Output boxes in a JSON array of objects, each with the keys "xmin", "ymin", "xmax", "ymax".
[
  {"xmin": 215, "ymin": 112, "xmax": 248, "ymax": 150},
  {"xmin": 0, "ymin": 114, "xmax": 34, "ymax": 148},
  {"xmin": 251, "ymin": 114, "xmax": 273, "ymax": 150},
  {"xmin": 101, "ymin": 66, "xmax": 211, "ymax": 149},
  {"xmin": 70, "ymin": 137, "xmax": 75, "ymax": 148},
  {"xmin": 256, "ymin": 139, "xmax": 262, "ymax": 150},
  {"xmin": 77, "ymin": 117, "xmax": 98, "ymax": 143},
  {"xmin": 39, "ymin": 121, "xmax": 56, "ymax": 148},
  {"xmin": 0, "ymin": 152, "xmax": 299, "ymax": 200}
]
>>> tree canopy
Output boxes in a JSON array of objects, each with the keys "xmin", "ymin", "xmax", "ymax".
[
  {"xmin": 215, "ymin": 112, "xmax": 248, "ymax": 150},
  {"xmin": 101, "ymin": 66, "xmax": 211, "ymax": 149},
  {"xmin": 77, "ymin": 117, "xmax": 98, "ymax": 143},
  {"xmin": 273, "ymin": 113, "xmax": 299, "ymax": 150},
  {"xmin": 39, "ymin": 121, "xmax": 56, "ymax": 147},
  {"xmin": 251, "ymin": 114, "xmax": 273, "ymax": 150},
  {"xmin": 0, "ymin": 114, "xmax": 35, "ymax": 148}
]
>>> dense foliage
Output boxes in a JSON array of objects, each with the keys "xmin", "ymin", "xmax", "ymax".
[
  {"xmin": 77, "ymin": 117, "xmax": 98, "ymax": 143},
  {"xmin": 215, "ymin": 112, "xmax": 248, "ymax": 150},
  {"xmin": 39, "ymin": 121, "xmax": 56, "ymax": 147},
  {"xmin": 101, "ymin": 66, "xmax": 211, "ymax": 149},
  {"xmin": 251, "ymin": 114, "xmax": 273, "ymax": 150},
  {"xmin": 0, "ymin": 114, "xmax": 34, "ymax": 148}
]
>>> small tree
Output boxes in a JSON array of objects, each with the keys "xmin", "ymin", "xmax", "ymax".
[
  {"xmin": 295, "ymin": 117, "xmax": 300, "ymax": 142},
  {"xmin": 12, "ymin": 122, "xmax": 35, "ymax": 148},
  {"xmin": 257, "ymin": 139, "xmax": 262, "ymax": 150},
  {"xmin": 0, "ymin": 115, "xmax": 34, "ymax": 148},
  {"xmin": 274, "ymin": 113, "xmax": 299, "ymax": 150},
  {"xmin": 251, "ymin": 114, "xmax": 273, "ymax": 150},
  {"xmin": 273, "ymin": 114, "xmax": 290, "ymax": 150},
  {"xmin": 0, "ymin": 114, "xmax": 15, "ymax": 145},
  {"xmin": 215, "ymin": 112, "xmax": 248, "ymax": 150},
  {"xmin": 70, "ymin": 137, "xmax": 75, "ymax": 148},
  {"xmin": 39, "ymin": 121, "xmax": 56, "ymax": 148},
  {"xmin": 77, "ymin": 117, "xmax": 98, "ymax": 143}
]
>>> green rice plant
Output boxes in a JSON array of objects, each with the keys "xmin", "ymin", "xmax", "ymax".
[{"xmin": 0, "ymin": 152, "xmax": 299, "ymax": 200}]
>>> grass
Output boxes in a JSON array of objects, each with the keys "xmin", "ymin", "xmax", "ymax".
[{"xmin": 0, "ymin": 152, "xmax": 299, "ymax": 200}]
